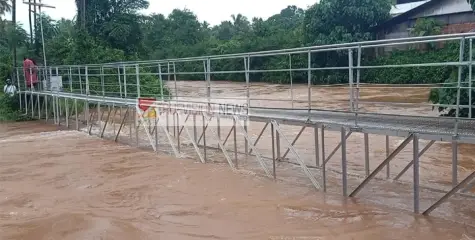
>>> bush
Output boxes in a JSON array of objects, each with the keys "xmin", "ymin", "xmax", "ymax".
[
  {"xmin": 0, "ymin": 93, "xmax": 32, "ymax": 122},
  {"xmin": 362, "ymin": 43, "xmax": 459, "ymax": 84}
]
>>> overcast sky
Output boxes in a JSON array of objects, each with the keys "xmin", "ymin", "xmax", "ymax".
[{"xmin": 7, "ymin": 0, "xmax": 317, "ymax": 31}]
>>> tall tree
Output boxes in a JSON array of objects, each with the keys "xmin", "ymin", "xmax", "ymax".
[
  {"xmin": 303, "ymin": 0, "xmax": 392, "ymax": 45},
  {"xmin": 0, "ymin": 0, "xmax": 10, "ymax": 16}
]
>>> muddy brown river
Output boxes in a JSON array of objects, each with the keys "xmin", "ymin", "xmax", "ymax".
[{"xmin": 0, "ymin": 82, "xmax": 474, "ymax": 239}]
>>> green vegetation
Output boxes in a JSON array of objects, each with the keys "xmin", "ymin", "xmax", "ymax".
[
  {"xmin": 0, "ymin": 0, "xmax": 473, "ymax": 121},
  {"xmin": 0, "ymin": 93, "xmax": 31, "ymax": 121}
]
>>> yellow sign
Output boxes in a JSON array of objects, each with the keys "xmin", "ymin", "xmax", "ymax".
[{"xmin": 147, "ymin": 108, "xmax": 156, "ymax": 118}]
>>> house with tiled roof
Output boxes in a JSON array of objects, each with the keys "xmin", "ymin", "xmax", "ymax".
[{"xmin": 376, "ymin": 0, "xmax": 475, "ymax": 40}]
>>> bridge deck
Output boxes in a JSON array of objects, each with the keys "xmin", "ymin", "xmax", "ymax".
[{"xmin": 24, "ymin": 91, "xmax": 475, "ymax": 143}]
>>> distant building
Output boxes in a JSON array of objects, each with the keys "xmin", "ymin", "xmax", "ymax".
[{"xmin": 375, "ymin": 0, "xmax": 475, "ymax": 42}]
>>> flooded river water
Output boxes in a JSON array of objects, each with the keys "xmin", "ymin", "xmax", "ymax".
[{"xmin": 0, "ymin": 82, "xmax": 474, "ymax": 239}]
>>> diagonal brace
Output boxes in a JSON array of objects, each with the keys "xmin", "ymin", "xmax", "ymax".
[
  {"xmin": 272, "ymin": 120, "xmax": 321, "ymax": 190},
  {"xmin": 350, "ymin": 134, "xmax": 414, "ymax": 197},
  {"xmin": 248, "ymin": 122, "xmax": 269, "ymax": 155},
  {"xmin": 324, "ymin": 131, "xmax": 352, "ymax": 165},
  {"xmin": 281, "ymin": 126, "xmax": 306, "ymax": 160},
  {"xmin": 203, "ymin": 115, "xmax": 236, "ymax": 171},
  {"xmin": 394, "ymin": 140, "xmax": 435, "ymax": 181},
  {"xmin": 423, "ymin": 171, "xmax": 475, "ymax": 215},
  {"xmin": 115, "ymin": 108, "xmax": 129, "ymax": 142},
  {"xmin": 234, "ymin": 116, "xmax": 272, "ymax": 178}
]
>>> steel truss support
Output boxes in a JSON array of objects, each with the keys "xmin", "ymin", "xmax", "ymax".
[
  {"xmin": 155, "ymin": 108, "xmax": 180, "ymax": 157},
  {"xmin": 462, "ymin": 178, "xmax": 475, "ymax": 193},
  {"xmin": 88, "ymin": 104, "xmax": 97, "ymax": 135},
  {"xmin": 115, "ymin": 107, "xmax": 129, "ymax": 142},
  {"xmin": 248, "ymin": 122, "xmax": 269, "ymax": 155},
  {"xmin": 233, "ymin": 116, "xmax": 272, "ymax": 178},
  {"xmin": 100, "ymin": 107, "xmax": 116, "ymax": 138},
  {"xmin": 349, "ymin": 134, "xmax": 414, "ymax": 197},
  {"xmin": 135, "ymin": 106, "xmax": 158, "ymax": 152},
  {"xmin": 423, "ymin": 171, "xmax": 475, "ymax": 215},
  {"xmin": 281, "ymin": 126, "xmax": 306, "ymax": 161},
  {"xmin": 394, "ymin": 140, "xmax": 436, "ymax": 181},
  {"xmin": 323, "ymin": 130, "xmax": 352, "ymax": 165},
  {"xmin": 202, "ymin": 115, "xmax": 236, "ymax": 171},
  {"xmin": 178, "ymin": 114, "xmax": 206, "ymax": 163},
  {"xmin": 271, "ymin": 120, "xmax": 321, "ymax": 190},
  {"xmin": 197, "ymin": 116, "xmax": 214, "ymax": 145}
]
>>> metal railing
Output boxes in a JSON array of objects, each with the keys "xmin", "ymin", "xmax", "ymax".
[{"xmin": 15, "ymin": 32, "xmax": 475, "ymax": 137}]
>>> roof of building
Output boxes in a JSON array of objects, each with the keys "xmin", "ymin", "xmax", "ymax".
[
  {"xmin": 375, "ymin": 0, "xmax": 473, "ymax": 30},
  {"xmin": 390, "ymin": 0, "xmax": 430, "ymax": 16}
]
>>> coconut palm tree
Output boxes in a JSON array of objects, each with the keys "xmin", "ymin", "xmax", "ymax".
[{"xmin": 0, "ymin": 0, "xmax": 11, "ymax": 16}]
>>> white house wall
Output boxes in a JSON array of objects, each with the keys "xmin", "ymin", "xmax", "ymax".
[{"xmin": 412, "ymin": 0, "xmax": 472, "ymax": 19}]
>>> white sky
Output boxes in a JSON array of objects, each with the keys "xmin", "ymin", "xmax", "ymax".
[{"xmin": 6, "ymin": 0, "xmax": 317, "ymax": 31}]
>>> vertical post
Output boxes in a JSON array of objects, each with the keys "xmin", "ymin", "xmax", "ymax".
[
  {"xmin": 321, "ymin": 125, "xmax": 326, "ymax": 192},
  {"xmin": 45, "ymin": 94, "xmax": 48, "ymax": 122},
  {"xmin": 341, "ymin": 127, "xmax": 348, "ymax": 196},
  {"xmin": 101, "ymin": 66, "xmax": 105, "ymax": 97},
  {"xmin": 314, "ymin": 126, "xmax": 320, "ymax": 167},
  {"xmin": 289, "ymin": 54, "xmax": 294, "ymax": 108},
  {"xmin": 364, "ymin": 133, "xmax": 370, "ymax": 176},
  {"xmin": 123, "ymin": 65, "xmax": 127, "ymax": 98},
  {"xmin": 271, "ymin": 122, "xmax": 276, "ymax": 180},
  {"xmin": 135, "ymin": 65, "xmax": 140, "ymax": 144},
  {"xmin": 307, "ymin": 51, "xmax": 312, "ymax": 115},
  {"xmin": 233, "ymin": 117, "xmax": 238, "ymax": 168},
  {"xmin": 78, "ymin": 66, "xmax": 83, "ymax": 95},
  {"xmin": 158, "ymin": 64, "xmax": 164, "ymax": 100},
  {"xmin": 413, "ymin": 134, "xmax": 420, "ymax": 214},
  {"xmin": 193, "ymin": 114, "xmax": 197, "ymax": 142},
  {"xmin": 455, "ymin": 37, "xmax": 465, "ymax": 135},
  {"xmin": 85, "ymin": 66, "xmax": 90, "ymax": 128},
  {"xmin": 452, "ymin": 140, "xmax": 458, "ymax": 187},
  {"xmin": 348, "ymin": 49, "xmax": 354, "ymax": 112},
  {"xmin": 176, "ymin": 113, "xmax": 181, "ymax": 153},
  {"xmin": 173, "ymin": 62, "xmax": 178, "ymax": 101},
  {"xmin": 356, "ymin": 46, "xmax": 362, "ymax": 112},
  {"xmin": 55, "ymin": 67, "xmax": 60, "ymax": 125},
  {"xmin": 30, "ymin": 68, "xmax": 34, "ymax": 119},
  {"xmin": 168, "ymin": 62, "xmax": 173, "ymax": 134},
  {"xmin": 276, "ymin": 131, "xmax": 281, "ymax": 161},
  {"xmin": 136, "ymin": 64, "xmax": 141, "ymax": 98},
  {"xmin": 155, "ymin": 110, "xmax": 159, "ymax": 153},
  {"xmin": 470, "ymin": 39, "xmax": 473, "ymax": 119},
  {"xmin": 16, "ymin": 68, "xmax": 22, "ymax": 111},
  {"xmin": 135, "ymin": 108, "xmax": 139, "ymax": 147},
  {"xmin": 244, "ymin": 56, "xmax": 250, "ymax": 155},
  {"xmin": 37, "ymin": 93, "xmax": 40, "ymax": 119},
  {"xmin": 203, "ymin": 115, "xmax": 207, "ymax": 162},
  {"xmin": 68, "ymin": 67, "xmax": 73, "ymax": 93},
  {"xmin": 173, "ymin": 62, "xmax": 178, "ymax": 138},
  {"xmin": 65, "ymin": 98, "xmax": 69, "ymax": 128},
  {"xmin": 75, "ymin": 98, "xmax": 78, "ymax": 130},
  {"xmin": 386, "ymin": 135, "xmax": 390, "ymax": 179},
  {"xmin": 118, "ymin": 67, "xmax": 123, "ymax": 98}
]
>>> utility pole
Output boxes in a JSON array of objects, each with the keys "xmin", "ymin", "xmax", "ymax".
[
  {"xmin": 28, "ymin": 0, "xmax": 33, "ymax": 47},
  {"xmin": 33, "ymin": 0, "xmax": 38, "ymax": 56},
  {"xmin": 82, "ymin": 0, "xmax": 86, "ymax": 29},
  {"xmin": 12, "ymin": 0, "xmax": 17, "ymax": 70},
  {"xmin": 22, "ymin": 0, "xmax": 55, "ymax": 68}
]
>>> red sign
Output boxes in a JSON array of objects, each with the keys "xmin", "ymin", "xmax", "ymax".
[{"xmin": 138, "ymin": 98, "xmax": 156, "ymax": 112}]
